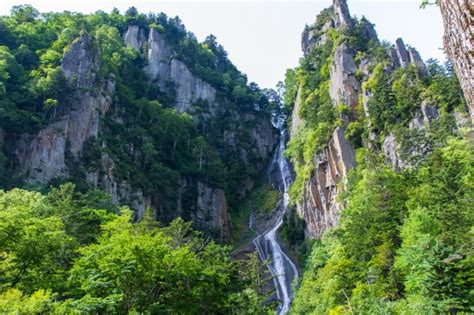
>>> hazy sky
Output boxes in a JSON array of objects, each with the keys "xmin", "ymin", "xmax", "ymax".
[{"xmin": 0, "ymin": 1, "xmax": 445, "ymax": 88}]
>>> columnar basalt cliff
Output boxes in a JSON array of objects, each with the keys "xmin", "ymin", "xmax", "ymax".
[
  {"xmin": 7, "ymin": 20, "xmax": 277, "ymax": 241},
  {"xmin": 288, "ymin": 0, "xmax": 469, "ymax": 238},
  {"xmin": 290, "ymin": 2, "xmax": 471, "ymax": 312},
  {"xmin": 15, "ymin": 34, "xmax": 115, "ymax": 183},
  {"xmin": 296, "ymin": 128, "xmax": 355, "ymax": 238},
  {"xmin": 292, "ymin": 0, "xmax": 360, "ymax": 237}
]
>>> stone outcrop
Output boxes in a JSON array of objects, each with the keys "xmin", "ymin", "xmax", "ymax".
[
  {"xmin": 391, "ymin": 38, "xmax": 427, "ymax": 73},
  {"xmin": 100, "ymin": 153, "xmax": 152, "ymax": 219},
  {"xmin": 395, "ymin": 38, "xmax": 410, "ymax": 68},
  {"xmin": 439, "ymin": 0, "xmax": 474, "ymax": 123},
  {"xmin": 12, "ymin": 24, "xmax": 276, "ymax": 241},
  {"xmin": 383, "ymin": 134, "xmax": 405, "ymax": 171},
  {"xmin": 194, "ymin": 182, "xmax": 230, "ymax": 241},
  {"xmin": 301, "ymin": 19, "xmax": 333, "ymax": 56},
  {"xmin": 15, "ymin": 34, "xmax": 115, "ymax": 183},
  {"xmin": 16, "ymin": 120, "xmax": 69, "ymax": 182},
  {"xmin": 127, "ymin": 27, "xmax": 218, "ymax": 115},
  {"xmin": 290, "ymin": 85, "xmax": 304, "ymax": 138},
  {"xmin": 329, "ymin": 43, "xmax": 360, "ymax": 109},
  {"xmin": 301, "ymin": 0, "xmax": 354, "ymax": 57},
  {"xmin": 250, "ymin": 115, "xmax": 277, "ymax": 158},
  {"xmin": 123, "ymin": 25, "xmax": 146, "ymax": 51},
  {"xmin": 333, "ymin": 0, "xmax": 353, "ymax": 28},
  {"xmin": 296, "ymin": 128, "xmax": 356, "ymax": 238}
]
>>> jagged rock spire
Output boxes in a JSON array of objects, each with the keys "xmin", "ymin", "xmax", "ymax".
[
  {"xmin": 333, "ymin": 0, "xmax": 353, "ymax": 28},
  {"xmin": 391, "ymin": 37, "xmax": 427, "ymax": 73}
]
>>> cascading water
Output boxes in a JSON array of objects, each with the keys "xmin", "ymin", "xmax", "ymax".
[{"xmin": 253, "ymin": 118, "xmax": 299, "ymax": 315}]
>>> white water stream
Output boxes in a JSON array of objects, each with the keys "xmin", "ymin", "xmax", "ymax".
[{"xmin": 252, "ymin": 127, "xmax": 299, "ymax": 314}]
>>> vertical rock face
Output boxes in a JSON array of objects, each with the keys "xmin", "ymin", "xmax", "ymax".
[
  {"xmin": 296, "ymin": 128, "xmax": 356, "ymax": 238},
  {"xmin": 144, "ymin": 28, "xmax": 174, "ymax": 81},
  {"xmin": 194, "ymin": 182, "xmax": 230, "ymax": 241},
  {"xmin": 15, "ymin": 34, "xmax": 115, "ymax": 183},
  {"xmin": 301, "ymin": 0, "xmax": 354, "ymax": 57},
  {"xmin": 123, "ymin": 25, "xmax": 146, "ymax": 51},
  {"xmin": 333, "ymin": 0, "xmax": 353, "ymax": 28},
  {"xmin": 16, "ymin": 120, "xmax": 69, "ymax": 182},
  {"xmin": 61, "ymin": 34, "xmax": 98, "ymax": 89},
  {"xmin": 439, "ymin": 0, "xmax": 474, "ymax": 122},
  {"xmin": 391, "ymin": 38, "xmax": 428, "ymax": 73},
  {"xmin": 138, "ymin": 27, "xmax": 218, "ymax": 114},
  {"xmin": 169, "ymin": 59, "xmax": 217, "ymax": 114},
  {"xmin": 250, "ymin": 114, "xmax": 278, "ymax": 158},
  {"xmin": 395, "ymin": 38, "xmax": 410, "ymax": 68},
  {"xmin": 383, "ymin": 134, "xmax": 405, "ymax": 171},
  {"xmin": 329, "ymin": 43, "xmax": 360, "ymax": 109},
  {"xmin": 293, "ymin": 0, "xmax": 359, "ymax": 237},
  {"xmin": 290, "ymin": 85, "xmax": 304, "ymax": 137},
  {"xmin": 407, "ymin": 47, "xmax": 427, "ymax": 73},
  {"xmin": 301, "ymin": 19, "xmax": 334, "ymax": 57},
  {"xmin": 12, "ymin": 24, "xmax": 276, "ymax": 241},
  {"xmin": 291, "ymin": 0, "xmax": 436, "ymax": 238}
]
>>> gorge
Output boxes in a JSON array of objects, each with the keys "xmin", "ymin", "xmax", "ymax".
[{"xmin": 0, "ymin": 0, "xmax": 472, "ymax": 314}]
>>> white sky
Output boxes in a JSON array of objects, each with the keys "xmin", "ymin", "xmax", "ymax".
[{"xmin": 0, "ymin": 1, "xmax": 445, "ymax": 89}]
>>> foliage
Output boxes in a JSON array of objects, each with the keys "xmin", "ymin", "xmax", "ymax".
[
  {"xmin": 291, "ymin": 137, "xmax": 473, "ymax": 314},
  {"xmin": 0, "ymin": 185, "xmax": 269, "ymax": 313}
]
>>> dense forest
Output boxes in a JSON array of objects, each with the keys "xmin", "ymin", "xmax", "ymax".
[{"xmin": 0, "ymin": 1, "xmax": 473, "ymax": 314}]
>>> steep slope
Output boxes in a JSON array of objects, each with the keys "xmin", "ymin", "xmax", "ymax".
[
  {"xmin": 0, "ymin": 7, "xmax": 277, "ymax": 240},
  {"xmin": 439, "ymin": 0, "xmax": 474, "ymax": 122},
  {"xmin": 285, "ymin": 1, "xmax": 473, "ymax": 313},
  {"xmin": 285, "ymin": 0, "xmax": 470, "ymax": 238}
]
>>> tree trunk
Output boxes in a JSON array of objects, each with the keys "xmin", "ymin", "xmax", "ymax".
[{"xmin": 439, "ymin": 0, "xmax": 474, "ymax": 123}]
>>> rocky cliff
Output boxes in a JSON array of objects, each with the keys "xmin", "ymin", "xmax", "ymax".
[
  {"xmin": 296, "ymin": 128, "xmax": 355, "ymax": 238},
  {"xmin": 15, "ymin": 34, "xmax": 115, "ymax": 183},
  {"xmin": 8, "ymin": 20, "xmax": 277, "ymax": 241},
  {"xmin": 289, "ymin": 0, "xmax": 470, "ymax": 238}
]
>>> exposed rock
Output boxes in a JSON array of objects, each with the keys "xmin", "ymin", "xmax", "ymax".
[
  {"xmin": 359, "ymin": 17, "xmax": 377, "ymax": 41},
  {"xmin": 409, "ymin": 111, "xmax": 424, "ymax": 130},
  {"xmin": 16, "ymin": 120, "xmax": 69, "ymax": 182},
  {"xmin": 394, "ymin": 38, "xmax": 427, "ymax": 72},
  {"xmin": 301, "ymin": 19, "xmax": 333, "ymax": 56},
  {"xmin": 15, "ymin": 35, "xmax": 115, "ymax": 183},
  {"xmin": 442, "ymin": 253, "xmax": 463, "ymax": 264},
  {"xmin": 194, "ymin": 182, "xmax": 230, "ymax": 241},
  {"xmin": 333, "ymin": 0, "xmax": 353, "ymax": 28},
  {"xmin": 329, "ymin": 43, "xmax": 360, "ymax": 109},
  {"xmin": 170, "ymin": 59, "xmax": 217, "ymax": 113},
  {"xmin": 395, "ymin": 38, "xmax": 410, "ymax": 68},
  {"xmin": 296, "ymin": 127, "xmax": 356, "ymax": 238},
  {"xmin": 250, "ymin": 116, "xmax": 277, "ymax": 159},
  {"xmin": 143, "ymin": 28, "xmax": 218, "ymax": 114},
  {"xmin": 421, "ymin": 101, "xmax": 440, "ymax": 125},
  {"xmin": 100, "ymin": 153, "xmax": 152, "ymax": 219},
  {"xmin": 389, "ymin": 48, "xmax": 401, "ymax": 69},
  {"xmin": 454, "ymin": 110, "xmax": 471, "ymax": 129},
  {"xmin": 123, "ymin": 25, "xmax": 146, "ymax": 51},
  {"xmin": 301, "ymin": 27, "xmax": 316, "ymax": 57},
  {"xmin": 408, "ymin": 47, "xmax": 427, "ymax": 73},
  {"xmin": 383, "ymin": 133, "xmax": 405, "ymax": 171},
  {"xmin": 439, "ymin": 0, "xmax": 474, "ymax": 123},
  {"xmin": 61, "ymin": 34, "xmax": 98, "ymax": 89},
  {"xmin": 290, "ymin": 85, "xmax": 304, "ymax": 138},
  {"xmin": 408, "ymin": 102, "xmax": 440, "ymax": 130}
]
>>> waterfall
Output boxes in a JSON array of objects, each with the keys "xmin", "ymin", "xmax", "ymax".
[{"xmin": 253, "ymin": 125, "xmax": 299, "ymax": 314}]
